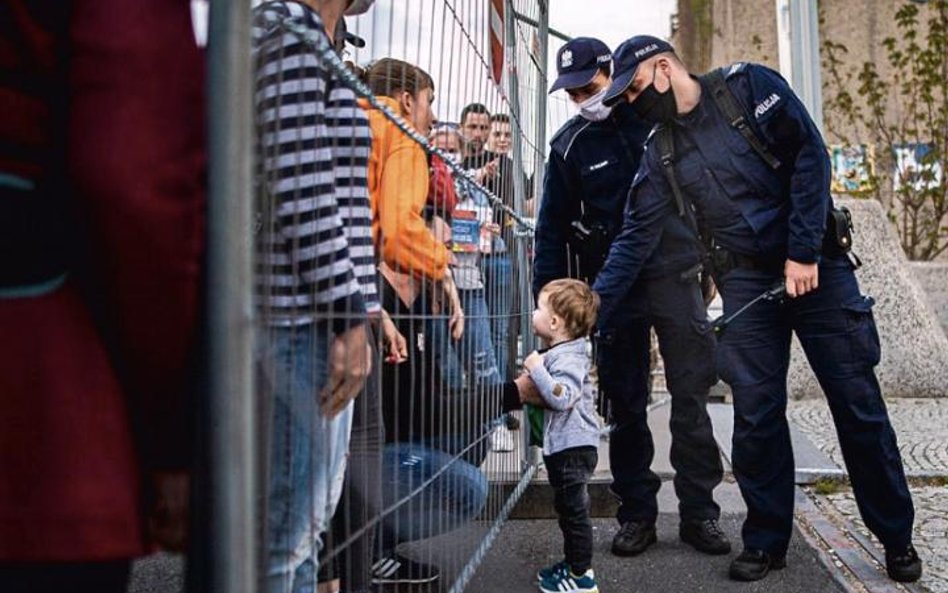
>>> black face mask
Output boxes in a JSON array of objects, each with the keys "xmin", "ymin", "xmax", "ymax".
[{"xmin": 630, "ymin": 64, "xmax": 678, "ymax": 124}]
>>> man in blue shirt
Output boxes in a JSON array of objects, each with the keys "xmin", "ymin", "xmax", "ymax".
[
  {"xmin": 534, "ymin": 37, "xmax": 728, "ymax": 560},
  {"xmin": 594, "ymin": 35, "xmax": 921, "ymax": 583}
]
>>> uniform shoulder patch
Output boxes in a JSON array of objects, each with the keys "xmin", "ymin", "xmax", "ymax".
[{"xmin": 725, "ymin": 62, "xmax": 747, "ymax": 78}]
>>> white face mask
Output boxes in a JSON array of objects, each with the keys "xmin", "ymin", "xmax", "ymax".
[
  {"xmin": 345, "ymin": 0, "xmax": 375, "ymax": 16},
  {"xmin": 577, "ymin": 86, "xmax": 613, "ymax": 122}
]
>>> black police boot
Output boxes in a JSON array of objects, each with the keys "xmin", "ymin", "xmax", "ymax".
[
  {"xmin": 728, "ymin": 549, "xmax": 786, "ymax": 582},
  {"xmin": 679, "ymin": 519, "xmax": 732, "ymax": 555},
  {"xmin": 611, "ymin": 520, "xmax": 657, "ymax": 556},
  {"xmin": 886, "ymin": 544, "xmax": 922, "ymax": 582}
]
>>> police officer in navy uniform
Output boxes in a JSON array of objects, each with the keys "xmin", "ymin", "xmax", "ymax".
[
  {"xmin": 594, "ymin": 35, "xmax": 922, "ymax": 583},
  {"xmin": 534, "ymin": 37, "xmax": 729, "ymax": 560}
]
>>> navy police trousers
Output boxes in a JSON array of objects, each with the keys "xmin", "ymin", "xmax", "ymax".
[
  {"xmin": 598, "ymin": 274, "xmax": 723, "ymax": 524},
  {"xmin": 716, "ymin": 255, "xmax": 914, "ymax": 556}
]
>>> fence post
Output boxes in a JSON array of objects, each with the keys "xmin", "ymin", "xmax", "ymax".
[
  {"xmin": 532, "ymin": 1, "xmax": 549, "ymax": 207},
  {"xmin": 201, "ymin": 1, "xmax": 257, "ymax": 592},
  {"xmin": 504, "ymin": 0, "xmax": 533, "ymax": 371}
]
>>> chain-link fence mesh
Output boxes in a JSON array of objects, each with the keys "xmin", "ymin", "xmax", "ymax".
[{"xmin": 248, "ymin": 2, "xmax": 564, "ymax": 591}]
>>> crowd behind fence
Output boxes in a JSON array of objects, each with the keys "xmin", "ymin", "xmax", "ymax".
[{"xmin": 244, "ymin": 2, "xmax": 565, "ymax": 592}]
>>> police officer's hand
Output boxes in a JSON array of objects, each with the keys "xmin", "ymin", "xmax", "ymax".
[{"xmin": 784, "ymin": 259, "xmax": 819, "ymax": 298}]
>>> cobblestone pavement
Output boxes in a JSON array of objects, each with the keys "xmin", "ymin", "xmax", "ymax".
[
  {"xmin": 789, "ymin": 399, "xmax": 948, "ymax": 593},
  {"xmin": 823, "ymin": 487, "xmax": 948, "ymax": 593},
  {"xmin": 788, "ymin": 398, "xmax": 948, "ymax": 474}
]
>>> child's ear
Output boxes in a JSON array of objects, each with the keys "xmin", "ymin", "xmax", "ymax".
[{"xmin": 549, "ymin": 314, "xmax": 561, "ymax": 330}]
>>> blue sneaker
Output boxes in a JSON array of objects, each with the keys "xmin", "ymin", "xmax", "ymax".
[
  {"xmin": 536, "ymin": 560, "xmax": 568, "ymax": 582},
  {"xmin": 538, "ymin": 567, "xmax": 598, "ymax": 593}
]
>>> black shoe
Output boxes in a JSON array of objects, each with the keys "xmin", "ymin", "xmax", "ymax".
[
  {"xmin": 680, "ymin": 519, "xmax": 732, "ymax": 555},
  {"xmin": 729, "ymin": 549, "xmax": 787, "ymax": 582},
  {"xmin": 370, "ymin": 555, "xmax": 440, "ymax": 585},
  {"xmin": 611, "ymin": 520, "xmax": 657, "ymax": 556},
  {"xmin": 886, "ymin": 544, "xmax": 922, "ymax": 582}
]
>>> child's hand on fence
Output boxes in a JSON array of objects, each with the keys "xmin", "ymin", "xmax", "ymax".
[
  {"xmin": 321, "ymin": 323, "xmax": 371, "ymax": 417},
  {"xmin": 523, "ymin": 350, "xmax": 544, "ymax": 372}
]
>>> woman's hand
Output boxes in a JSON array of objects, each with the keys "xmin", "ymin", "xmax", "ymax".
[
  {"xmin": 446, "ymin": 281, "xmax": 465, "ymax": 341},
  {"xmin": 380, "ymin": 309, "xmax": 408, "ymax": 364},
  {"xmin": 437, "ymin": 268, "xmax": 465, "ymax": 341}
]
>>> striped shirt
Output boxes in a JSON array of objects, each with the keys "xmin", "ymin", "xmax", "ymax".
[{"xmin": 252, "ymin": 1, "xmax": 379, "ymax": 329}]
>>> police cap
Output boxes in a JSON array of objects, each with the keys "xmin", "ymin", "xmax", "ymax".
[
  {"xmin": 548, "ymin": 37, "xmax": 612, "ymax": 94},
  {"xmin": 603, "ymin": 35, "xmax": 675, "ymax": 107}
]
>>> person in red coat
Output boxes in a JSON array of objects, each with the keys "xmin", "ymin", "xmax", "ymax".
[{"xmin": 0, "ymin": 1, "xmax": 205, "ymax": 590}]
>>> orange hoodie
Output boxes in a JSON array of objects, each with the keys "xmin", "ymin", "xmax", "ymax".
[{"xmin": 360, "ymin": 96, "xmax": 448, "ymax": 281}]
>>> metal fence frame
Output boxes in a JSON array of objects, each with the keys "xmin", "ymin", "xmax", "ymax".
[{"xmin": 201, "ymin": 2, "xmax": 553, "ymax": 590}]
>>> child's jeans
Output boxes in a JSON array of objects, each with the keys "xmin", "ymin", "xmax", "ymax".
[{"xmin": 544, "ymin": 446, "xmax": 598, "ymax": 574}]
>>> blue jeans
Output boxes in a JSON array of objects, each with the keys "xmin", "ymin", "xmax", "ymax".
[
  {"xmin": 378, "ymin": 441, "xmax": 489, "ymax": 551},
  {"xmin": 261, "ymin": 323, "xmax": 355, "ymax": 593},
  {"xmin": 481, "ymin": 254, "xmax": 514, "ymax": 380},
  {"xmin": 427, "ymin": 314, "xmax": 464, "ymax": 390},
  {"xmin": 457, "ymin": 288, "xmax": 502, "ymax": 387}
]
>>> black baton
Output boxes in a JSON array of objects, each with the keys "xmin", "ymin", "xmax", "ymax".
[{"xmin": 710, "ymin": 281, "xmax": 787, "ymax": 336}]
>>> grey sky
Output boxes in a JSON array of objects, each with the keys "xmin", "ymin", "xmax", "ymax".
[
  {"xmin": 549, "ymin": 1, "xmax": 677, "ymax": 50},
  {"xmin": 345, "ymin": 1, "xmax": 675, "ymax": 167}
]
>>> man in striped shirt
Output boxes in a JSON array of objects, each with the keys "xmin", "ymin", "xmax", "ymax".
[{"xmin": 252, "ymin": 1, "xmax": 377, "ymax": 591}]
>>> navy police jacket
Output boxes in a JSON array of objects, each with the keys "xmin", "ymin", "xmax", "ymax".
[
  {"xmin": 533, "ymin": 102, "xmax": 701, "ymax": 299},
  {"xmin": 592, "ymin": 63, "xmax": 832, "ymax": 329}
]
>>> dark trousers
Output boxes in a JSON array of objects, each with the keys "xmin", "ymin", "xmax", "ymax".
[
  {"xmin": 598, "ymin": 275, "xmax": 723, "ymax": 524},
  {"xmin": 716, "ymin": 255, "xmax": 914, "ymax": 556},
  {"xmin": 318, "ymin": 357, "xmax": 384, "ymax": 593},
  {"xmin": 545, "ymin": 446, "xmax": 598, "ymax": 574},
  {"xmin": 0, "ymin": 561, "xmax": 130, "ymax": 593}
]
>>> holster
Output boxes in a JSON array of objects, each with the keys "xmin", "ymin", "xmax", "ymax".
[
  {"xmin": 568, "ymin": 218, "xmax": 613, "ymax": 280},
  {"xmin": 823, "ymin": 206, "xmax": 855, "ymax": 256}
]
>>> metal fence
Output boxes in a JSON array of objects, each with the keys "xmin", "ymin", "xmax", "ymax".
[{"xmin": 204, "ymin": 2, "xmax": 565, "ymax": 592}]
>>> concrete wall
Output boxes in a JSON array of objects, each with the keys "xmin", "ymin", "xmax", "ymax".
[
  {"xmin": 788, "ymin": 198, "xmax": 948, "ymax": 399},
  {"xmin": 911, "ymin": 262, "xmax": 948, "ymax": 337},
  {"xmin": 708, "ymin": 0, "xmax": 778, "ymax": 71}
]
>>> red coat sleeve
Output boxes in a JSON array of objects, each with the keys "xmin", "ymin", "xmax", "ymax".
[{"xmin": 68, "ymin": 0, "xmax": 206, "ymax": 470}]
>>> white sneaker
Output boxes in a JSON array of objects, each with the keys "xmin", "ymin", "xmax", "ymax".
[{"xmin": 490, "ymin": 426, "xmax": 515, "ymax": 452}]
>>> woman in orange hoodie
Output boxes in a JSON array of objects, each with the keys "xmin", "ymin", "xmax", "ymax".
[{"xmin": 357, "ymin": 58, "xmax": 463, "ymax": 340}]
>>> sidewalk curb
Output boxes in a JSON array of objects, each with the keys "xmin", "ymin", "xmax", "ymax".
[{"xmin": 794, "ymin": 487, "xmax": 927, "ymax": 593}]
